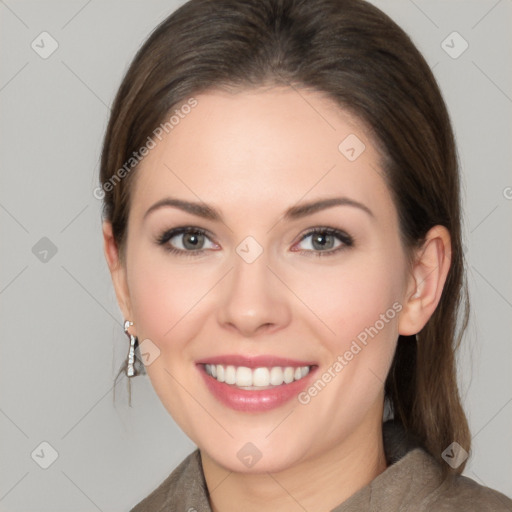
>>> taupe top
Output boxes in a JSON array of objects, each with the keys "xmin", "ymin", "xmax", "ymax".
[{"xmin": 130, "ymin": 422, "xmax": 512, "ymax": 511}]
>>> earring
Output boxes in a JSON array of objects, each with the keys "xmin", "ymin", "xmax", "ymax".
[{"xmin": 124, "ymin": 320, "xmax": 138, "ymax": 378}]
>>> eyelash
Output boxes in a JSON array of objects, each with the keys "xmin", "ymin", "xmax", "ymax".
[{"xmin": 155, "ymin": 226, "xmax": 354, "ymax": 258}]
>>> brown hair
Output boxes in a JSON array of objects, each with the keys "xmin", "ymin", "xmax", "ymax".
[{"xmin": 100, "ymin": 0, "xmax": 470, "ymax": 474}]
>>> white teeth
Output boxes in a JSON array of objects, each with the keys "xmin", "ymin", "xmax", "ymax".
[
  {"xmin": 225, "ymin": 365, "xmax": 236, "ymax": 385},
  {"xmin": 252, "ymin": 367, "xmax": 270, "ymax": 386},
  {"xmin": 236, "ymin": 366, "xmax": 252, "ymax": 386},
  {"xmin": 283, "ymin": 367, "xmax": 294, "ymax": 384},
  {"xmin": 204, "ymin": 363, "xmax": 311, "ymax": 388},
  {"xmin": 269, "ymin": 367, "xmax": 284, "ymax": 386}
]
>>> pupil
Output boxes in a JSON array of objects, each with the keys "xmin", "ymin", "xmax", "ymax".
[
  {"xmin": 313, "ymin": 233, "xmax": 333, "ymax": 250},
  {"xmin": 184, "ymin": 232, "xmax": 203, "ymax": 250}
]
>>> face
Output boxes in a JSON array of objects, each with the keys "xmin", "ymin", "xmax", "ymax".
[{"xmin": 113, "ymin": 86, "xmax": 414, "ymax": 473}]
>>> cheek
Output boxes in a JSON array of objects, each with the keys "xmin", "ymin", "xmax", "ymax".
[
  {"xmin": 126, "ymin": 250, "xmax": 218, "ymax": 349},
  {"xmin": 125, "ymin": 251, "xmax": 215, "ymax": 423},
  {"xmin": 289, "ymin": 252, "xmax": 404, "ymax": 345},
  {"xmin": 294, "ymin": 259, "xmax": 403, "ymax": 420}
]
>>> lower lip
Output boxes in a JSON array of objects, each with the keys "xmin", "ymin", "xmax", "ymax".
[{"xmin": 197, "ymin": 364, "xmax": 317, "ymax": 412}]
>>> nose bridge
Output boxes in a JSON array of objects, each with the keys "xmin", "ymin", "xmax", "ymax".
[{"xmin": 216, "ymin": 238, "xmax": 290, "ymax": 336}]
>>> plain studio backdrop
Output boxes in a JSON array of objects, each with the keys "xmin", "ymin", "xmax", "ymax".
[{"xmin": 0, "ymin": 1, "xmax": 511, "ymax": 510}]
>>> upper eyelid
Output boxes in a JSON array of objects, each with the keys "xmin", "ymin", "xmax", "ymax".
[
  {"xmin": 158, "ymin": 226, "xmax": 352, "ymax": 248},
  {"xmin": 296, "ymin": 228, "xmax": 353, "ymax": 247},
  {"xmin": 157, "ymin": 226, "xmax": 216, "ymax": 244}
]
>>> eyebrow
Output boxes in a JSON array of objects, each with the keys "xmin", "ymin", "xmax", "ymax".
[{"xmin": 143, "ymin": 196, "xmax": 374, "ymax": 222}]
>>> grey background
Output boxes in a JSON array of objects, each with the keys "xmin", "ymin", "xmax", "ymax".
[{"xmin": 0, "ymin": 0, "xmax": 511, "ymax": 510}]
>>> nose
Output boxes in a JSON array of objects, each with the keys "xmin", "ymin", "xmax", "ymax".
[{"xmin": 216, "ymin": 251, "xmax": 292, "ymax": 338}]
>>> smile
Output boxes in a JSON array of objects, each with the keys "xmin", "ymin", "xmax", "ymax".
[
  {"xmin": 196, "ymin": 355, "xmax": 318, "ymax": 412},
  {"xmin": 203, "ymin": 363, "xmax": 311, "ymax": 389}
]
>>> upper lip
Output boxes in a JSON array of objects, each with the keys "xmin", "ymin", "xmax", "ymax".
[{"xmin": 196, "ymin": 354, "xmax": 316, "ymax": 368}]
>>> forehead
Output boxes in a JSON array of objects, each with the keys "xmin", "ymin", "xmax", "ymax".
[{"xmin": 131, "ymin": 87, "xmax": 395, "ymax": 222}]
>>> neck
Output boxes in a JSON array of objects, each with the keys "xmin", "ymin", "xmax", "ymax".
[{"xmin": 201, "ymin": 415, "xmax": 387, "ymax": 512}]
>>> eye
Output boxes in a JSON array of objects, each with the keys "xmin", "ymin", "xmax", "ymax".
[
  {"xmin": 155, "ymin": 226, "xmax": 354, "ymax": 258},
  {"xmin": 292, "ymin": 227, "xmax": 354, "ymax": 257},
  {"xmin": 155, "ymin": 227, "xmax": 218, "ymax": 256}
]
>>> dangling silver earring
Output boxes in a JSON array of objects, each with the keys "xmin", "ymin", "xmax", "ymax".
[{"xmin": 124, "ymin": 320, "xmax": 138, "ymax": 378}]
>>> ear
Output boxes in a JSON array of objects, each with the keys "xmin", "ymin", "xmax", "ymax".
[
  {"xmin": 102, "ymin": 221, "xmax": 133, "ymax": 322},
  {"xmin": 398, "ymin": 225, "xmax": 451, "ymax": 336}
]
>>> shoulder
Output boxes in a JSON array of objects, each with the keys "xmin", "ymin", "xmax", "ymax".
[
  {"xmin": 399, "ymin": 448, "xmax": 512, "ymax": 511},
  {"xmin": 130, "ymin": 449, "xmax": 211, "ymax": 512},
  {"xmin": 378, "ymin": 421, "xmax": 512, "ymax": 511},
  {"xmin": 427, "ymin": 471, "xmax": 512, "ymax": 511}
]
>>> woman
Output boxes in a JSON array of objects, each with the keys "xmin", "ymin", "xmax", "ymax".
[{"xmin": 99, "ymin": 0, "xmax": 512, "ymax": 510}]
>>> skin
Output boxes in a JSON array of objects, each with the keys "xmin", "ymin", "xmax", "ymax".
[{"xmin": 103, "ymin": 86, "xmax": 451, "ymax": 512}]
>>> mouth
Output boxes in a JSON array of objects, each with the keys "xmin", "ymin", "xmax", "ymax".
[
  {"xmin": 203, "ymin": 363, "xmax": 312, "ymax": 390},
  {"xmin": 196, "ymin": 355, "xmax": 318, "ymax": 412}
]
